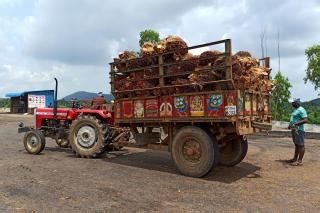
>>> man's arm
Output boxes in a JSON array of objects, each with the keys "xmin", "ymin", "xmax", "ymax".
[
  {"xmin": 288, "ymin": 118, "xmax": 307, "ymax": 129},
  {"xmin": 290, "ymin": 107, "xmax": 308, "ymax": 128},
  {"xmin": 293, "ymin": 117, "xmax": 308, "ymax": 126},
  {"xmin": 288, "ymin": 122, "xmax": 294, "ymax": 129}
]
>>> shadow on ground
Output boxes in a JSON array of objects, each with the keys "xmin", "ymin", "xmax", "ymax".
[
  {"xmin": 41, "ymin": 145, "xmax": 261, "ymax": 183},
  {"xmin": 44, "ymin": 146, "xmax": 74, "ymax": 154},
  {"xmin": 103, "ymin": 149, "xmax": 261, "ymax": 183}
]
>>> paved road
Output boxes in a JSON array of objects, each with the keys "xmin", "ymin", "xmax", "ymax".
[{"xmin": 0, "ymin": 114, "xmax": 319, "ymax": 212}]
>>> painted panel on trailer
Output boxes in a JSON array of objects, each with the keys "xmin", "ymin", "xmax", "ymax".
[
  {"xmin": 190, "ymin": 95, "xmax": 204, "ymax": 116},
  {"xmin": 263, "ymin": 96, "xmax": 269, "ymax": 113},
  {"xmin": 173, "ymin": 96, "xmax": 189, "ymax": 117},
  {"xmin": 122, "ymin": 101, "xmax": 133, "ymax": 118},
  {"xmin": 257, "ymin": 96, "xmax": 263, "ymax": 114},
  {"xmin": 145, "ymin": 99, "xmax": 159, "ymax": 118},
  {"xmin": 159, "ymin": 96, "xmax": 173, "ymax": 117},
  {"xmin": 206, "ymin": 93, "xmax": 224, "ymax": 117},
  {"xmin": 115, "ymin": 101, "xmax": 121, "ymax": 119},
  {"xmin": 237, "ymin": 92, "xmax": 244, "ymax": 116},
  {"xmin": 224, "ymin": 92, "xmax": 237, "ymax": 116},
  {"xmin": 252, "ymin": 94, "xmax": 257, "ymax": 115},
  {"xmin": 244, "ymin": 93, "xmax": 251, "ymax": 115},
  {"xmin": 134, "ymin": 100, "xmax": 144, "ymax": 118}
]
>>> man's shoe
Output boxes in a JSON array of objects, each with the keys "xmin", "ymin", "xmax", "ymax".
[
  {"xmin": 285, "ymin": 159, "xmax": 297, "ymax": 163},
  {"xmin": 291, "ymin": 161, "xmax": 303, "ymax": 166}
]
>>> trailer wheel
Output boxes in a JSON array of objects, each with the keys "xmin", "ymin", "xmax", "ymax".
[
  {"xmin": 23, "ymin": 130, "xmax": 46, "ymax": 154},
  {"xmin": 69, "ymin": 115, "xmax": 109, "ymax": 158},
  {"xmin": 219, "ymin": 136, "xmax": 248, "ymax": 167},
  {"xmin": 171, "ymin": 126, "xmax": 219, "ymax": 178},
  {"xmin": 55, "ymin": 138, "xmax": 70, "ymax": 148}
]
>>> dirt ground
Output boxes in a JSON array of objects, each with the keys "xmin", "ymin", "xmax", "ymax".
[{"xmin": 0, "ymin": 114, "xmax": 319, "ymax": 212}]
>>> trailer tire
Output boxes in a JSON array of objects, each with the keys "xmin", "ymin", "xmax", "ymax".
[
  {"xmin": 23, "ymin": 130, "xmax": 46, "ymax": 154},
  {"xmin": 69, "ymin": 115, "xmax": 109, "ymax": 158},
  {"xmin": 171, "ymin": 126, "xmax": 219, "ymax": 178},
  {"xmin": 219, "ymin": 136, "xmax": 248, "ymax": 167}
]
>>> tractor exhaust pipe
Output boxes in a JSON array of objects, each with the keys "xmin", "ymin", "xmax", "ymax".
[{"xmin": 53, "ymin": 78, "xmax": 58, "ymax": 117}]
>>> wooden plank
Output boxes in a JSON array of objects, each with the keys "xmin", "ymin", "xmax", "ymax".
[
  {"xmin": 113, "ymin": 79, "xmax": 234, "ymax": 94},
  {"xmin": 159, "ymin": 55, "xmax": 164, "ymax": 87},
  {"xmin": 225, "ymin": 39, "xmax": 232, "ymax": 80}
]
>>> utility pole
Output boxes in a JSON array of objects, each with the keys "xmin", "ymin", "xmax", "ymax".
[
  {"xmin": 260, "ymin": 31, "xmax": 265, "ymax": 59},
  {"xmin": 277, "ymin": 30, "xmax": 281, "ymax": 72},
  {"xmin": 264, "ymin": 30, "xmax": 268, "ymax": 57}
]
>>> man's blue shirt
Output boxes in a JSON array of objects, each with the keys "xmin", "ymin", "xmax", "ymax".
[{"xmin": 290, "ymin": 106, "xmax": 307, "ymax": 132}]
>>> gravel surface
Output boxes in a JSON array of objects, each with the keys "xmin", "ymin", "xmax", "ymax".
[{"xmin": 0, "ymin": 114, "xmax": 319, "ymax": 212}]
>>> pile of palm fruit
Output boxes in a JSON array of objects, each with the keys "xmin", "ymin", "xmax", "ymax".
[{"xmin": 112, "ymin": 35, "xmax": 272, "ymax": 98}]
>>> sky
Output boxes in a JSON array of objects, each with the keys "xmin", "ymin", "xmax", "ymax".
[{"xmin": 0, "ymin": 0, "xmax": 319, "ymax": 100}]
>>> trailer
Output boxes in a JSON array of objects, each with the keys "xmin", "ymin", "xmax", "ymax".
[{"xmin": 110, "ymin": 39, "xmax": 272, "ymax": 177}]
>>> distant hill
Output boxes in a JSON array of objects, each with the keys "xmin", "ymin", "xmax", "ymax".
[
  {"xmin": 62, "ymin": 91, "xmax": 113, "ymax": 101},
  {"xmin": 307, "ymin": 98, "xmax": 320, "ymax": 106},
  {"xmin": 303, "ymin": 98, "xmax": 320, "ymax": 106}
]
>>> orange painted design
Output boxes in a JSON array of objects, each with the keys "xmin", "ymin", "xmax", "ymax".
[
  {"xmin": 160, "ymin": 96, "xmax": 173, "ymax": 117},
  {"xmin": 122, "ymin": 101, "xmax": 133, "ymax": 118},
  {"xmin": 145, "ymin": 99, "xmax": 159, "ymax": 118},
  {"xmin": 190, "ymin": 95, "xmax": 204, "ymax": 116}
]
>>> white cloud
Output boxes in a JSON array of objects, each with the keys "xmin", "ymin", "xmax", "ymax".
[
  {"xmin": 0, "ymin": 0, "xmax": 20, "ymax": 6},
  {"xmin": 0, "ymin": 0, "xmax": 319, "ymax": 101}
]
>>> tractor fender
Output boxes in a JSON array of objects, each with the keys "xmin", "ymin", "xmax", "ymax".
[{"xmin": 74, "ymin": 109, "xmax": 113, "ymax": 124}]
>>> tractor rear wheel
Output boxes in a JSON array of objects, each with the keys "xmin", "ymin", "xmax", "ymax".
[
  {"xmin": 171, "ymin": 126, "xmax": 219, "ymax": 178},
  {"xmin": 218, "ymin": 135, "xmax": 248, "ymax": 167},
  {"xmin": 69, "ymin": 115, "xmax": 109, "ymax": 158},
  {"xmin": 23, "ymin": 130, "xmax": 46, "ymax": 154}
]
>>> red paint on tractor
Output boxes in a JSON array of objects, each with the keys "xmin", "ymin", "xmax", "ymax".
[{"xmin": 35, "ymin": 108, "xmax": 113, "ymax": 128}]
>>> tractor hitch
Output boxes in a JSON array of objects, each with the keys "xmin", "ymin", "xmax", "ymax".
[{"xmin": 18, "ymin": 123, "xmax": 32, "ymax": 133}]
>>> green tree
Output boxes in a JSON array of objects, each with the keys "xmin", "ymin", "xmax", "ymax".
[
  {"xmin": 304, "ymin": 45, "xmax": 320, "ymax": 91},
  {"xmin": 271, "ymin": 71, "xmax": 292, "ymax": 121},
  {"xmin": 139, "ymin": 29, "xmax": 160, "ymax": 47},
  {"xmin": 0, "ymin": 99, "xmax": 10, "ymax": 108}
]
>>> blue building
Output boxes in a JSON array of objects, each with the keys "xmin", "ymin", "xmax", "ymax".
[{"xmin": 5, "ymin": 90, "xmax": 54, "ymax": 113}]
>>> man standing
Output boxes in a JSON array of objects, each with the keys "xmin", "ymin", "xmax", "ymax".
[{"xmin": 287, "ymin": 99, "xmax": 308, "ymax": 166}]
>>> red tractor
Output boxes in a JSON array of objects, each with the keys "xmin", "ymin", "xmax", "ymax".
[{"xmin": 19, "ymin": 78, "xmax": 127, "ymax": 157}]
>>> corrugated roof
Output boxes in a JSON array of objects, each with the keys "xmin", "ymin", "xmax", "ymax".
[
  {"xmin": 5, "ymin": 92, "xmax": 23, "ymax": 98},
  {"xmin": 5, "ymin": 90, "xmax": 54, "ymax": 98}
]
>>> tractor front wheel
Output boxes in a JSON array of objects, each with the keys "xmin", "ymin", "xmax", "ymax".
[
  {"xmin": 23, "ymin": 130, "xmax": 46, "ymax": 154},
  {"xmin": 69, "ymin": 115, "xmax": 109, "ymax": 158}
]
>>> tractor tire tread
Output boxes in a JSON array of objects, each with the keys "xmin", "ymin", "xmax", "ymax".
[
  {"xmin": 69, "ymin": 115, "xmax": 110, "ymax": 158},
  {"xmin": 171, "ymin": 126, "xmax": 219, "ymax": 178},
  {"xmin": 23, "ymin": 129, "xmax": 46, "ymax": 155}
]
